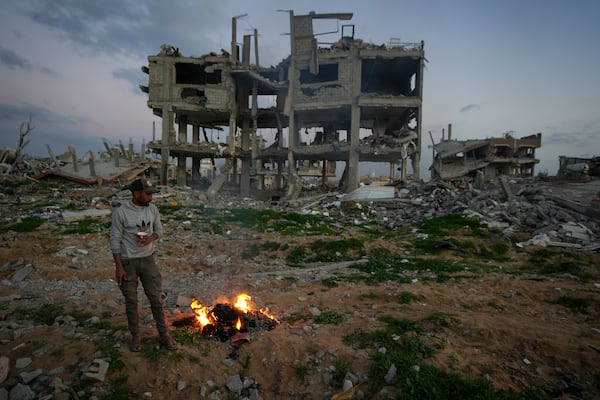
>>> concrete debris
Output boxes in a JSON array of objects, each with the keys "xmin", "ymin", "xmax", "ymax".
[
  {"xmin": 61, "ymin": 208, "xmax": 111, "ymax": 223},
  {"xmin": 1, "ymin": 137, "xmax": 160, "ymax": 187},
  {"xmin": 82, "ymin": 358, "xmax": 109, "ymax": 382},
  {"xmin": 10, "ymin": 264, "xmax": 34, "ymax": 283}
]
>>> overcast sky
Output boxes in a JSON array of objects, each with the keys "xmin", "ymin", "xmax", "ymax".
[{"xmin": 0, "ymin": 0, "xmax": 599, "ymax": 176}]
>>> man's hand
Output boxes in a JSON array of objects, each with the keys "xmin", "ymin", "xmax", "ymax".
[
  {"xmin": 115, "ymin": 265, "xmax": 126, "ymax": 285},
  {"xmin": 137, "ymin": 233, "xmax": 157, "ymax": 247}
]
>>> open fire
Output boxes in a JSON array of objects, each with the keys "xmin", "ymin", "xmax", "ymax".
[{"xmin": 190, "ymin": 293, "xmax": 279, "ymax": 341}]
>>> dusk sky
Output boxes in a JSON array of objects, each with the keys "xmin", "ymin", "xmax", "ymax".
[{"xmin": 1, "ymin": 0, "xmax": 598, "ymax": 176}]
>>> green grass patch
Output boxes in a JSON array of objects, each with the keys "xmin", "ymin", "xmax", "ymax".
[
  {"xmin": 525, "ymin": 248, "xmax": 596, "ymax": 280},
  {"xmin": 294, "ymin": 361, "xmax": 312, "ymax": 383},
  {"xmin": 285, "ymin": 245, "xmax": 307, "ymax": 266},
  {"xmin": 358, "ymin": 292, "xmax": 379, "ymax": 301},
  {"xmin": 172, "ymin": 326, "xmax": 210, "ymax": 349},
  {"xmin": 345, "ymin": 248, "xmax": 470, "ymax": 284},
  {"xmin": 414, "ymin": 214, "xmax": 511, "ymax": 262},
  {"xmin": 321, "ymin": 277, "xmax": 339, "ymax": 288},
  {"xmin": 286, "ymin": 238, "xmax": 365, "ymax": 267},
  {"xmin": 0, "ymin": 216, "xmax": 44, "ymax": 233},
  {"xmin": 13, "ymin": 303, "xmax": 65, "ymax": 325},
  {"xmin": 398, "ymin": 291, "xmax": 420, "ymax": 304},
  {"xmin": 96, "ymin": 338, "xmax": 125, "ymax": 371},
  {"xmin": 210, "ymin": 208, "xmax": 334, "ymax": 236},
  {"xmin": 313, "ymin": 310, "xmax": 344, "ymax": 325},
  {"xmin": 261, "ymin": 241, "xmax": 284, "ymax": 251},
  {"xmin": 330, "ymin": 357, "xmax": 351, "ymax": 388},
  {"xmin": 419, "ymin": 213, "xmax": 483, "ymax": 237},
  {"xmin": 343, "ymin": 315, "xmax": 547, "ymax": 399},
  {"xmin": 549, "ymin": 295, "xmax": 592, "ymax": 314}
]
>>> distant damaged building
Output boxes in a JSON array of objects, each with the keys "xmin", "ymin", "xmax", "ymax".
[
  {"xmin": 141, "ymin": 11, "xmax": 426, "ymax": 197},
  {"xmin": 557, "ymin": 155, "xmax": 600, "ymax": 180},
  {"xmin": 430, "ymin": 129, "xmax": 542, "ymax": 181}
]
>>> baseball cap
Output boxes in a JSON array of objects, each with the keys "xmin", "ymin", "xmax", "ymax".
[{"xmin": 124, "ymin": 178, "xmax": 160, "ymax": 194}]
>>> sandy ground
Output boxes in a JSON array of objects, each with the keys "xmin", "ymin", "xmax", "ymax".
[{"xmin": 0, "ymin": 187, "xmax": 599, "ymax": 400}]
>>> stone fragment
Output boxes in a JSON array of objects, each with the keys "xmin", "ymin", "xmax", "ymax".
[
  {"xmin": 342, "ymin": 379, "xmax": 353, "ymax": 391},
  {"xmin": 226, "ymin": 374, "xmax": 243, "ymax": 393},
  {"xmin": 19, "ymin": 369, "xmax": 42, "ymax": 384},
  {"xmin": 309, "ymin": 307, "xmax": 321, "ymax": 316},
  {"xmin": 15, "ymin": 358, "xmax": 31, "ymax": 369},
  {"xmin": 32, "ymin": 344, "xmax": 53, "ymax": 357},
  {"xmin": 0, "ymin": 257, "xmax": 24, "ymax": 272},
  {"xmin": 384, "ymin": 363, "xmax": 397, "ymax": 384},
  {"xmin": 10, "ymin": 265, "xmax": 34, "ymax": 282},
  {"xmin": 9, "ymin": 383, "xmax": 35, "ymax": 400},
  {"xmin": 83, "ymin": 359, "xmax": 109, "ymax": 382}
]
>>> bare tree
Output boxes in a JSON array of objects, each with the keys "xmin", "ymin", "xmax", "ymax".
[{"xmin": 13, "ymin": 116, "xmax": 35, "ymax": 166}]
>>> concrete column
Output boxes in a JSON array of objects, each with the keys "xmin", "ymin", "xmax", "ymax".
[
  {"xmin": 128, "ymin": 140, "xmax": 134, "ymax": 162},
  {"xmin": 287, "ymin": 110, "xmax": 297, "ymax": 191},
  {"xmin": 160, "ymin": 106, "xmax": 173, "ymax": 185},
  {"xmin": 88, "ymin": 150, "xmax": 96, "ymax": 177},
  {"xmin": 240, "ymin": 160, "xmax": 250, "ymax": 196},
  {"xmin": 240, "ymin": 119, "xmax": 251, "ymax": 196},
  {"xmin": 346, "ymin": 46, "xmax": 362, "ymax": 191},
  {"xmin": 177, "ymin": 115, "xmax": 187, "ymax": 186},
  {"xmin": 276, "ymin": 161, "xmax": 283, "ymax": 190},
  {"xmin": 192, "ymin": 125, "xmax": 200, "ymax": 183},
  {"xmin": 413, "ymin": 56, "xmax": 426, "ymax": 180},
  {"xmin": 118, "ymin": 142, "xmax": 126, "ymax": 160},
  {"xmin": 68, "ymin": 146, "xmax": 78, "ymax": 172},
  {"xmin": 113, "ymin": 148, "xmax": 120, "ymax": 168},
  {"xmin": 346, "ymin": 106, "xmax": 360, "ymax": 191},
  {"xmin": 227, "ymin": 113, "xmax": 237, "ymax": 186}
]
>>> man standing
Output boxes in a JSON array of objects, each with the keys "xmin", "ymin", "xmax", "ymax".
[{"xmin": 110, "ymin": 178, "xmax": 177, "ymax": 352}]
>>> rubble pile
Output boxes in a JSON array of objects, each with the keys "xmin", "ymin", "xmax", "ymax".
[
  {"xmin": 295, "ymin": 178, "xmax": 599, "ymax": 251},
  {"xmin": 0, "ymin": 172, "xmax": 598, "ymax": 252}
]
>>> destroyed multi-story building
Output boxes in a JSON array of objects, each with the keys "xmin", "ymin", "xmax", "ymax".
[
  {"xmin": 141, "ymin": 11, "xmax": 426, "ymax": 197},
  {"xmin": 429, "ymin": 126, "xmax": 542, "ymax": 181}
]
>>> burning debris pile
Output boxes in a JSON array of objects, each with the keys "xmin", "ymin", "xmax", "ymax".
[{"xmin": 185, "ymin": 294, "xmax": 278, "ymax": 342}]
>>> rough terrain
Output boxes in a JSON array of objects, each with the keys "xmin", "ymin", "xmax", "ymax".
[{"xmin": 0, "ymin": 178, "xmax": 599, "ymax": 400}]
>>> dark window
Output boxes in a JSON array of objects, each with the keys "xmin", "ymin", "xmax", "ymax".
[
  {"xmin": 299, "ymin": 64, "xmax": 338, "ymax": 84},
  {"xmin": 175, "ymin": 63, "xmax": 222, "ymax": 84}
]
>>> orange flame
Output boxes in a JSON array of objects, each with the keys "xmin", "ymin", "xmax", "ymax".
[
  {"xmin": 259, "ymin": 307, "xmax": 279, "ymax": 322},
  {"xmin": 190, "ymin": 293, "xmax": 279, "ymax": 331},
  {"xmin": 234, "ymin": 293, "xmax": 252, "ymax": 313},
  {"xmin": 190, "ymin": 299, "xmax": 214, "ymax": 328}
]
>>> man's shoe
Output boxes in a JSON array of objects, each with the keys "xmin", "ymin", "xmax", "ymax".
[
  {"xmin": 129, "ymin": 335, "xmax": 142, "ymax": 352},
  {"xmin": 159, "ymin": 334, "xmax": 178, "ymax": 351}
]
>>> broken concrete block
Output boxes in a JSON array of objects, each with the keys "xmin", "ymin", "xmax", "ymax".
[
  {"xmin": 10, "ymin": 264, "xmax": 33, "ymax": 282},
  {"xmin": 19, "ymin": 368, "xmax": 42, "ymax": 384},
  {"xmin": 15, "ymin": 357, "xmax": 31, "ymax": 369},
  {"xmin": 9, "ymin": 383, "xmax": 35, "ymax": 400},
  {"xmin": 0, "ymin": 257, "xmax": 24, "ymax": 272},
  {"xmin": 83, "ymin": 358, "xmax": 109, "ymax": 382}
]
